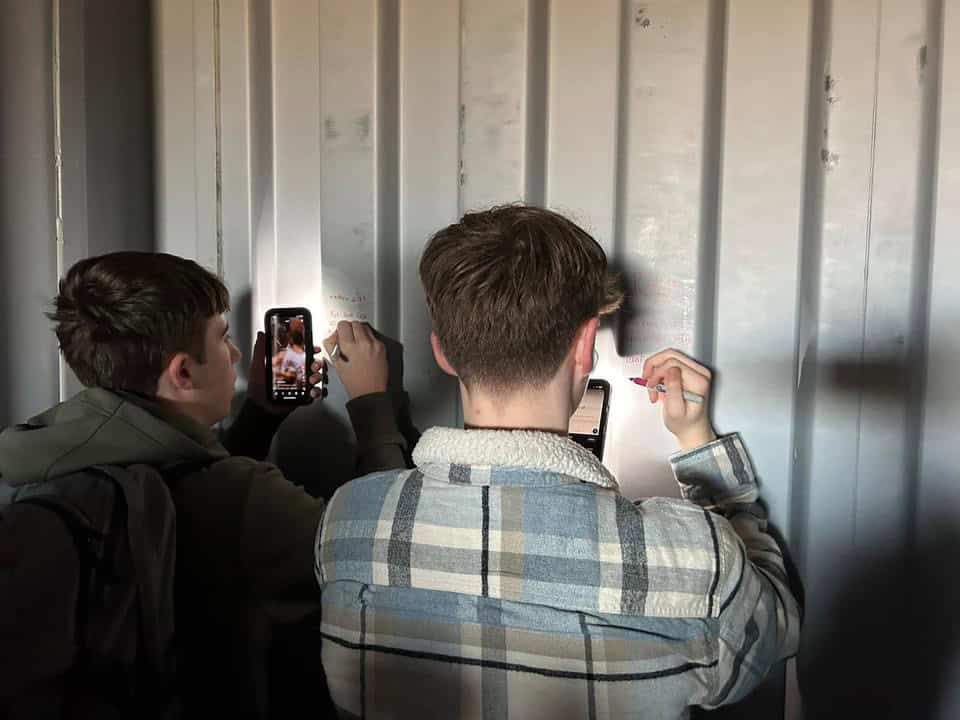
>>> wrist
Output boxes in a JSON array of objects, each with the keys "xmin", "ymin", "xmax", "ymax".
[{"xmin": 675, "ymin": 426, "xmax": 717, "ymax": 452}]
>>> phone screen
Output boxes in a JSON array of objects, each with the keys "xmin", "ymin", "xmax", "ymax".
[
  {"xmin": 569, "ymin": 380, "xmax": 610, "ymax": 460},
  {"xmin": 265, "ymin": 308, "xmax": 314, "ymax": 404}
]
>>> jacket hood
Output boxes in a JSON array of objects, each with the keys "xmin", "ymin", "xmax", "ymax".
[{"xmin": 0, "ymin": 388, "xmax": 228, "ymax": 487}]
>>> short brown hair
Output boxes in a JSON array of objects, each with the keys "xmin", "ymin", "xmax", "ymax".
[
  {"xmin": 419, "ymin": 204, "xmax": 623, "ymax": 389},
  {"xmin": 50, "ymin": 252, "xmax": 230, "ymax": 395}
]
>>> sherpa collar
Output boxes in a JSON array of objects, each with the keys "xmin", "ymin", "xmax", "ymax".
[{"xmin": 412, "ymin": 426, "xmax": 619, "ymax": 490}]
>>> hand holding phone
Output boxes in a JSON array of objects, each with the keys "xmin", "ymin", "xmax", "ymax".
[{"xmin": 569, "ymin": 379, "xmax": 610, "ymax": 461}]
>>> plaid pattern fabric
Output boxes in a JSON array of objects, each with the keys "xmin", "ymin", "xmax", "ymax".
[{"xmin": 316, "ymin": 429, "xmax": 800, "ymax": 719}]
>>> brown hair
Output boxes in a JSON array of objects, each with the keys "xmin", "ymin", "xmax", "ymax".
[
  {"xmin": 50, "ymin": 252, "xmax": 230, "ymax": 395},
  {"xmin": 419, "ymin": 204, "xmax": 623, "ymax": 389}
]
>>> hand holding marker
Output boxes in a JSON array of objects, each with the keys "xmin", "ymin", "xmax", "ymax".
[{"xmin": 635, "ymin": 348, "xmax": 715, "ymax": 451}]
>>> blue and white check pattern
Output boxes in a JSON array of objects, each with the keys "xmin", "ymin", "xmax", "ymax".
[{"xmin": 315, "ymin": 428, "xmax": 800, "ymax": 719}]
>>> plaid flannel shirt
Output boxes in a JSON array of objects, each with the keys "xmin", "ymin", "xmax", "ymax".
[{"xmin": 315, "ymin": 428, "xmax": 800, "ymax": 719}]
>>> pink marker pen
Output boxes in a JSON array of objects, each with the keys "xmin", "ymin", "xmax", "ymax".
[{"xmin": 629, "ymin": 377, "xmax": 704, "ymax": 404}]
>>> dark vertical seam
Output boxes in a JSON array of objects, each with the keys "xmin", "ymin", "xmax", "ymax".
[
  {"xmin": 387, "ymin": 470, "xmax": 423, "ymax": 587},
  {"xmin": 704, "ymin": 509, "xmax": 721, "ymax": 617},
  {"xmin": 213, "ymin": 0, "xmax": 223, "ymax": 276},
  {"xmin": 579, "ymin": 613, "xmax": 597, "ymax": 720},
  {"xmin": 359, "ymin": 584, "xmax": 368, "ymax": 718},
  {"xmin": 721, "ymin": 435, "xmax": 749, "ymax": 486},
  {"xmin": 853, "ymin": 1, "xmax": 885, "ymax": 547},
  {"xmin": 715, "ymin": 617, "xmax": 760, "ymax": 704},
  {"xmin": 481, "ymin": 486, "xmax": 490, "ymax": 597},
  {"xmin": 614, "ymin": 495, "xmax": 647, "ymax": 614}
]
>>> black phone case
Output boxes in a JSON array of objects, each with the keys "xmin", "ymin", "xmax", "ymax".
[
  {"xmin": 264, "ymin": 307, "xmax": 314, "ymax": 405},
  {"xmin": 570, "ymin": 379, "xmax": 610, "ymax": 461}
]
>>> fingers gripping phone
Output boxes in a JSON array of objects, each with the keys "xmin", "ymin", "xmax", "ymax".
[
  {"xmin": 568, "ymin": 379, "xmax": 610, "ymax": 461},
  {"xmin": 264, "ymin": 307, "xmax": 314, "ymax": 405}
]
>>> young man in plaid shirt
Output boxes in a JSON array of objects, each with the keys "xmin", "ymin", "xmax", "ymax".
[{"xmin": 315, "ymin": 205, "xmax": 801, "ymax": 718}]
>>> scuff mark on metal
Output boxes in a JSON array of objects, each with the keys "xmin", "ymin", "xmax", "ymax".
[
  {"xmin": 324, "ymin": 117, "xmax": 340, "ymax": 140},
  {"xmin": 355, "ymin": 113, "xmax": 371, "ymax": 141},
  {"xmin": 821, "ymin": 148, "xmax": 839, "ymax": 170},
  {"xmin": 825, "ymin": 74, "xmax": 840, "ymax": 104}
]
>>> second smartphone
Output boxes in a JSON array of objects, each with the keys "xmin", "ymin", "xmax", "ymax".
[{"xmin": 568, "ymin": 378, "xmax": 611, "ymax": 461}]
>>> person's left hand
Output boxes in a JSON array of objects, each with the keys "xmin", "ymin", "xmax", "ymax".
[{"xmin": 247, "ymin": 331, "xmax": 327, "ymax": 415}]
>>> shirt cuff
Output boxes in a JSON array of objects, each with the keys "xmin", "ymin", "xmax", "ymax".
[{"xmin": 669, "ymin": 433, "xmax": 759, "ymax": 508}]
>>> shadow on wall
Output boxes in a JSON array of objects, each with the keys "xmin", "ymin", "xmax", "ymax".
[
  {"xmin": 271, "ymin": 325, "xmax": 417, "ymax": 500},
  {"xmin": 800, "ymin": 514, "xmax": 960, "ymax": 719}
]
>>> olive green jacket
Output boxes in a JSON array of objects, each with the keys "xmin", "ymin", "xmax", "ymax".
[{"xmin": 0, "ymin": 387, "xmax": 413, "ymax": 716}]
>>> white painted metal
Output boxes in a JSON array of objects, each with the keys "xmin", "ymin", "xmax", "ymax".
[
  {"xmin": 922, "ymin": 0, "xmax": 960, "ymax": 530},
  {"xmin": 146, "ymin": 0, "xmax": 960, "ymax": 714},
  {"xmin": 714, "ymin": 0, "xmax": 811, "ymax": 535},
  {"xmin": 153, "ymin": 0, "xmax": 219, "ymax": 269},
  {"xmin": 0, "ymin": 0, "xmax": 59, "ymax": 425},
  {"xmin": 6, "ymin": 0, "xmax": 960, "ymax": 715},
  {"xmin": 459, "ymin": 0, "xmax": 529, "ymax": 212},
  {"xmin": 398, "ymin": 0, "xmax": 462, "ymax": 429}
]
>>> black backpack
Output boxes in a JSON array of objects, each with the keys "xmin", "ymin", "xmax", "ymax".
[{"xmin": 0, "ymin": 462, "xmax": 199, "ymax": 719}]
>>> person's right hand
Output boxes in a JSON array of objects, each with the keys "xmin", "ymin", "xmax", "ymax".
[
  {"xmin": 323, "ymin": 321, "xmax": 389, "ymax": 400},
  {"xmin": 641, "ymin": 348, "xmax": 717, "ymax": 451}
]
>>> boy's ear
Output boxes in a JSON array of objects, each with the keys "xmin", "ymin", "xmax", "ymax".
[
  {"xmin": 163, "ymin": 351, "xmax": 196, "ymax": 392},
  {"xmin": 574, "ymin": 317, "xmax": 600, "ymax": 376},
  {"xmin": 430, "ymin": 331, "xmax": 459, "ymax": 378}
]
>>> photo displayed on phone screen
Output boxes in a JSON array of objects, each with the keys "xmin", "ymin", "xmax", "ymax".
[
  {"xmin": 266, "ymin": 308, "xmax": 313, "ymax": 404},
  {"xmin": 569, "ymin": 379, "xmax": 610, "ymax": 461}
]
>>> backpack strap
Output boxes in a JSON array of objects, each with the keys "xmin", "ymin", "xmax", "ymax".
[
  {"xmin": 12, "ymin": 495, "xmax": 103, "ymax": 654},
  {"xmin": 94, "ymin": 464, "xmax": 179, "ymax": 715},
  {"xmin": 14, "ymin": 471, "xmax": 135, "ymax": 713}
]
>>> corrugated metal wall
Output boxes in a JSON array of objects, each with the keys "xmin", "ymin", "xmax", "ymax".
[
  {"xmin": 150, "ymin": 0, "xmax": 959, "ymax": 715},
  {"xmin": 0, "ymin": 0, "xmax": 155, "ymax": 422}
]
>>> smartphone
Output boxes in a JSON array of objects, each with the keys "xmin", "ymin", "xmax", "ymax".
[
  {"xmin": 264, "ymin": 307, "xmax": 314, "ymax": 405},
  {"xmin": 568, "ymin": 379, "xmax": 610, "ymax": 461}
]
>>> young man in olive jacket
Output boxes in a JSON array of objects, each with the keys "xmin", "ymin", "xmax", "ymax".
[{"xmin": 0, "ymin": 252, "xmax": 413, "ymax": 717}]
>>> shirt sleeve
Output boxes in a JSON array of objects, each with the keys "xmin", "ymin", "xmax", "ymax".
[
  {"xmin": 221, "ymin": 400, "xmax": 285, "ymax": 461},
  {"xmin": 669, "ymin": 434, "xmax": 802, "ymax": 707},
  {"xmin": 345, "ymin": 392, "xmax": 415, "ymax": 475},
  {"xmin": 241, "ymin": 462, "xmax": 327, "ymax": 623}
]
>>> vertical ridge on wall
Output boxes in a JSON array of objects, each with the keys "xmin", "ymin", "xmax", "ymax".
[
  {"xmin": 790, "ymin": 0, "xmax": 830, "ymax": 578},
  {"xmin": 612, "ymin": 0, "xmax": 632, "ymax": 266},
  {"xmin": 271, "ymin": 0, "xmax": 321, "ymax": 312},
  {"xmin": 904, "ymin": 0, "xmax": 943, "ymax": 548},
  {"xmin": 398, "ymin": 0, "xmax": 462, "ymax": 429},
  {"xmin": 213, "ymin": 0, "xmax": 223, "ymax": 277},
  {"xmin": 714, "ymin": 0, "xmax": 812, "ymax": 533},
  {"xmin": 218, "ymin": 1, "xmax": 253, "ymax": 382},
  {"xmin": 376, "ymin": 0, "xmax": 401, "ymax": 339},
  {"xmin": 617, "ymin": 0, "xmax": 714, "ymax": 363},
  {"xmin": 854, "ymin": 0, "xmax": 930, "ymax": 555},
  {"xmin": 249, "ymin": 0, "xmax": 275, "ymax": 336},
  {"xmin": 524, "ymin": 0, "xmax": 549, "ymax": 206},
  {"xmin": 919, "ymin": 0, "xmax": 960, "ymax": 534},
  {"xmin": 459, "ymin": 0, "xmax": 528, "ymax": 211},
  {"xmin": 546, "ymin": 0, "xmax": 620, "ymax": 248},
  {"xmin": 694, "ymin": 0, "xmax": 726, "ymax": 366},
  {"xmin": 153, "ymin": 0, "xmax": 217, "ymax": 267},
  {"xmin": 318, "ymin": 0, "xmax": 377, "ymax": 336},
  {"xmin": 0, "ymin": 0, "xmax": 59, "ymax": 425},
  {"xmin": 801, "ymin": 0, "xmax": 881, "ymax": 604}
]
